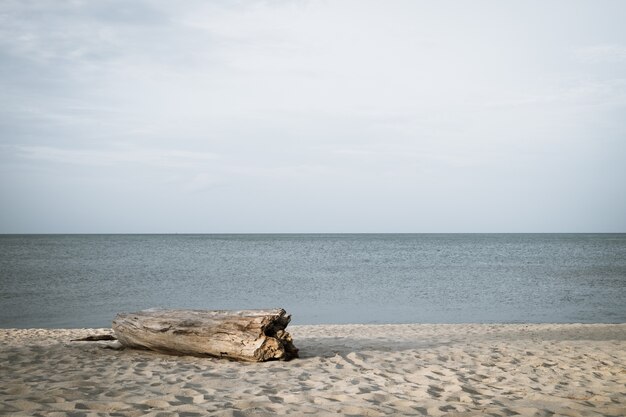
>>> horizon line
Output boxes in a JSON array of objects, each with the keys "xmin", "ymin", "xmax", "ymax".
[{"xmin": 1, "ymin": 232, "xmax": 625, "ymax": 236}]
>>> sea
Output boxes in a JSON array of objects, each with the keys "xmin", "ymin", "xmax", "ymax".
[{"xmin": 1, "ymin": 234, "xmax": 625, "ymax": 328}]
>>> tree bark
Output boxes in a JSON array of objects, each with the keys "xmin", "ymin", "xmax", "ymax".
[{"xmin": 112, "ymin": 308, "xmax": 298, "ymax": 362}]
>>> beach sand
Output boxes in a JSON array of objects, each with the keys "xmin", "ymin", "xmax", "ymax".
[{"xmin": 1, "ymin": 323, "xmax": 625, "ymax": 416}]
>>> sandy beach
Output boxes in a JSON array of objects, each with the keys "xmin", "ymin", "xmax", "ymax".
[{"xmin": 1, "ymin": 324, "xmax": 625, "ymax": 417}]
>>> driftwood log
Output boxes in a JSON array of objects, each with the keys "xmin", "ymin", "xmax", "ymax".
[{"xmin": 112, "ymin": 308, "xmax": 298, "ymax": 362}]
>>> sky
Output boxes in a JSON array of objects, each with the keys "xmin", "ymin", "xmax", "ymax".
[{"xmin": 1, "ymin": 0, "xmax": 625, "ymax": 233}]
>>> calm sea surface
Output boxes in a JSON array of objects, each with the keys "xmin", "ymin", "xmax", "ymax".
[{"xmin": 1, "ymin": 234, "xmax": 625, "ymax": 328}]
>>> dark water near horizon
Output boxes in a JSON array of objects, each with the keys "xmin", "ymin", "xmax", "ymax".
[{"xmin": 1, "ymin": 234, "xmax": 625, "ymax": 328}]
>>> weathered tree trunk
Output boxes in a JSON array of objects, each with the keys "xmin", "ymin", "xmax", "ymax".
[{"xmin": 112, "ymin": 308, "xmax": 298, "ymax": 362}]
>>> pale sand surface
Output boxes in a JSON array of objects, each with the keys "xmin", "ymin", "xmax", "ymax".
[{"xmin": 1, "ymin": 324, "xmax": 625, "ymax": 417}]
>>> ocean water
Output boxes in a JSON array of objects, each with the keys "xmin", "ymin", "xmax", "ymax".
[{"xmin": 0, "ymin": 234, "xmax": 625, "ymax": 328}]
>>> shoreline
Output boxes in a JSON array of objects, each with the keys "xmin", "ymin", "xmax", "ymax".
[{"xmin": 2, "ymin": 323, "xmax": 625, "ymax": 416}]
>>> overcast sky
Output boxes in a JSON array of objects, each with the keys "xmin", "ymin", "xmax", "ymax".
[{"xmin": 1, "ymin": 0, "xmax": 625, "ymax": 233}]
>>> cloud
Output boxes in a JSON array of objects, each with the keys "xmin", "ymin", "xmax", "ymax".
[
  {"xmin": 183, "ymin": 172, "xmax": 222, "ymax": 193},
  {"xmin": 573, "ymin": 44, "xmax": 626, "ymax": 63},
  {"xmin": 483, "ymin": 77, "xmax": 626, "ymax": 109},
  {"xmin": 11, "ymin": 145, "xmax": 219, "ymax": 168},
  {"xmin": 0, "ymin": 1, "xmax": 169, "ymax": 63}
]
